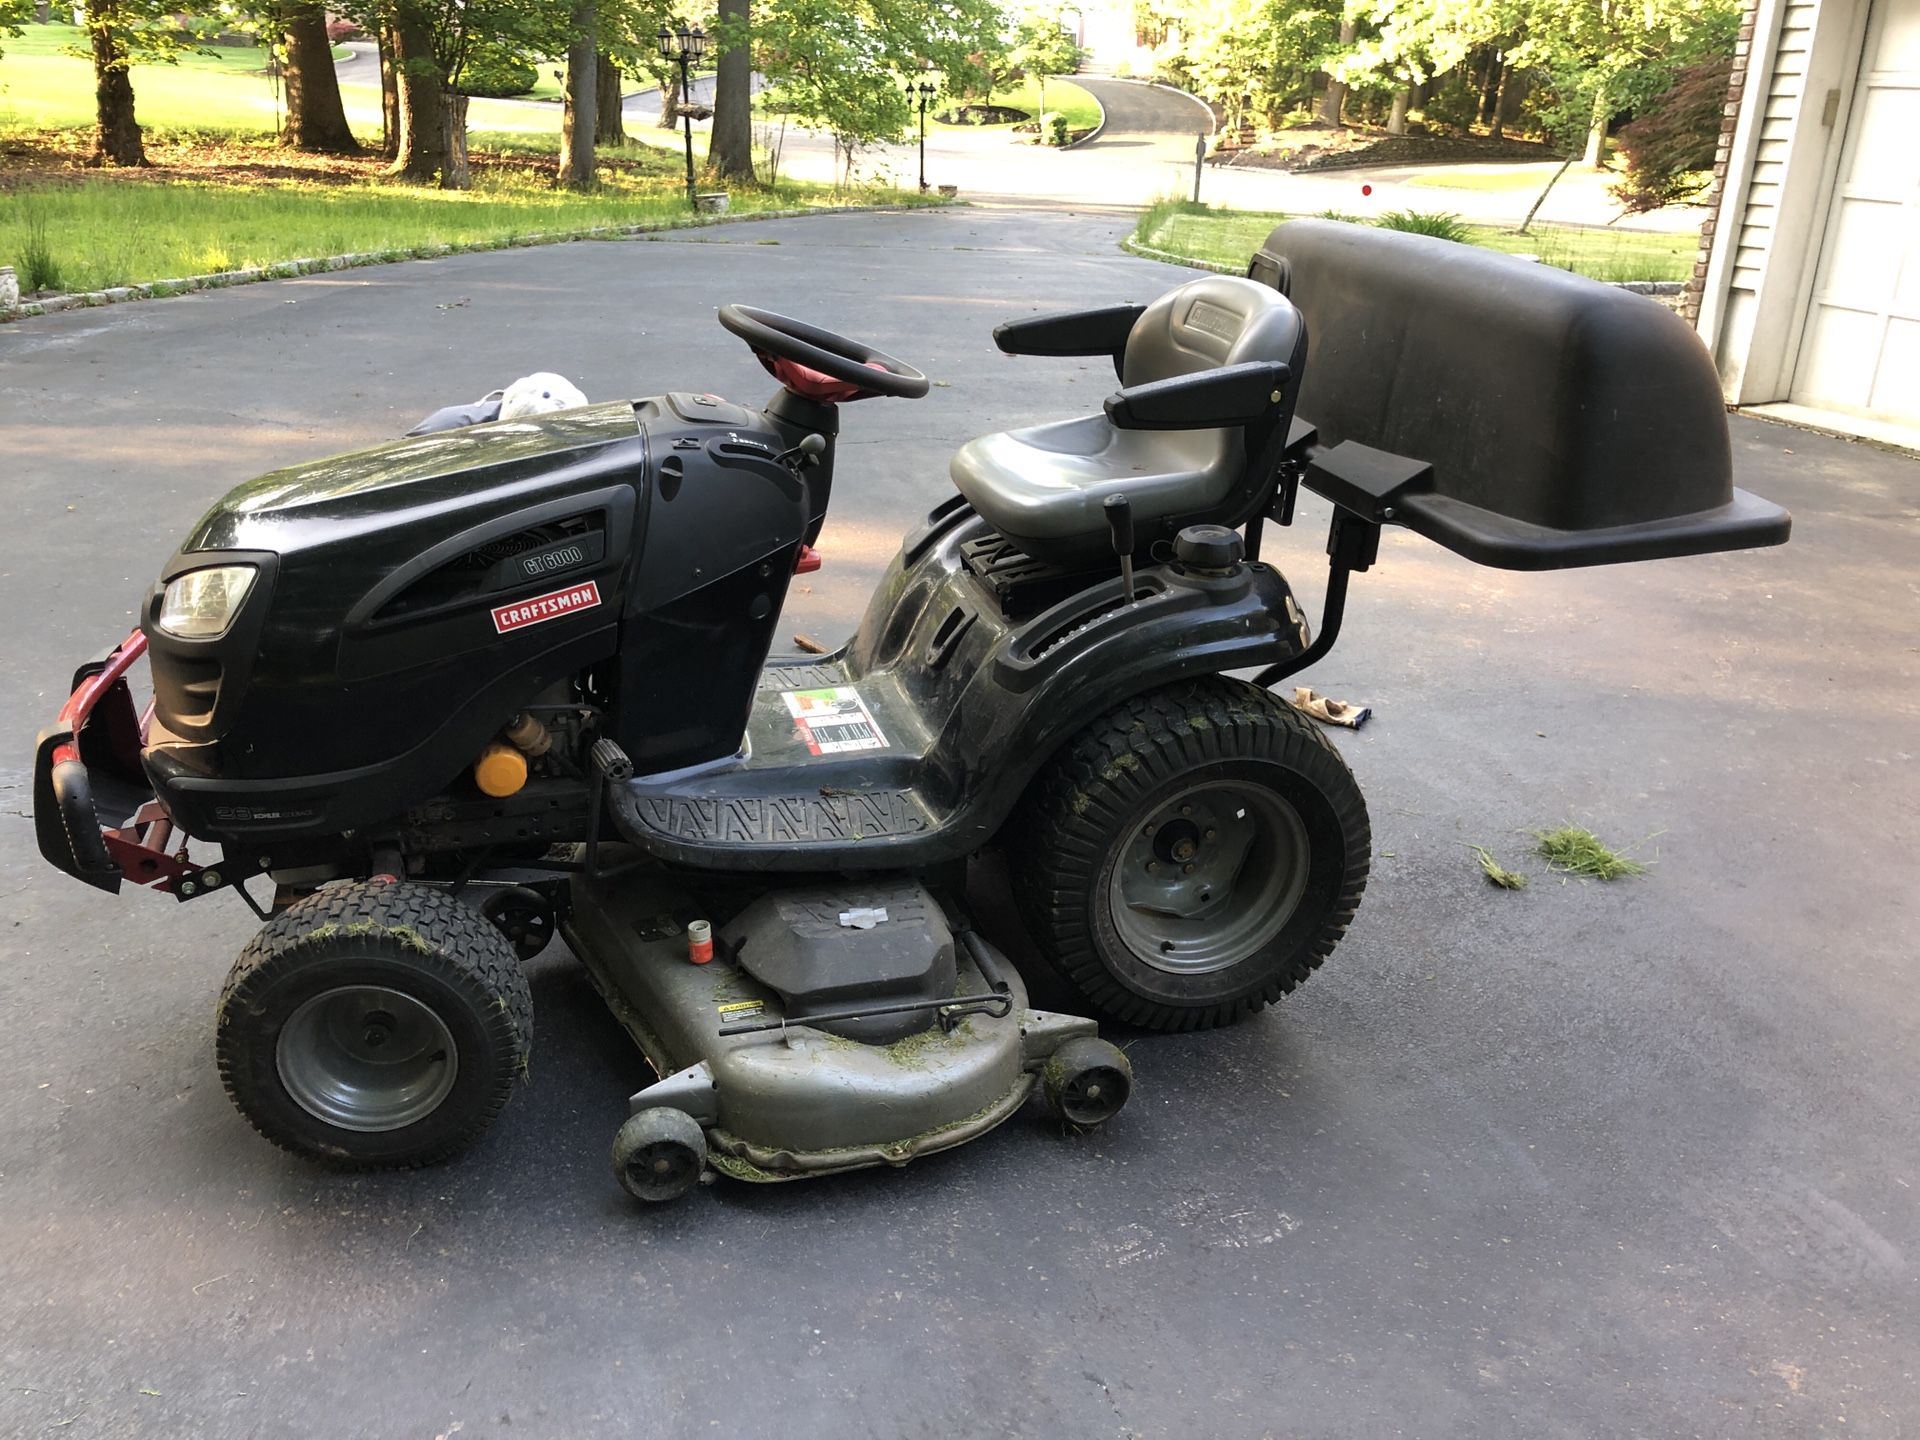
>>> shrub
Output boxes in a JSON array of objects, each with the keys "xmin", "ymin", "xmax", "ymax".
[
  {"xmin": 326, "ymin": 19, "xmax": 365, "ymax": 43},
  {"xmin": 1612, "ymin": 55, "xmax": 1733, "ymax": 214},
  {"xmin": 1375, "ymin": 209, "xmax": 1472, "ymax": 242},
  {"xmin": 458, "ymin": 45, "xmax": 538, "ymax": 99},
  {"xmin": 1042, "ymin": 111, "xmax": 1068, "ymax": 147}
]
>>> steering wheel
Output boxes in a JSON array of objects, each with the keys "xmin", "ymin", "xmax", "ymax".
[{"xmin": 717, "ymin": 304, "xmax": 929, "ymax": 402}]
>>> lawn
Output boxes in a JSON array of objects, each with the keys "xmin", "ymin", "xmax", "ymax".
[
  {"xmin": 929, "ymin": 75, "xmax": 1101, "ymax": 133},
  {"xmin": 2, "ymin": 137, "xmax": 928, "ymax": 294},
  {"xmin": 1131, "ymin": 199, "xmax": 1697, "ymax": 283},
  {"xmin": 0, "ymin": 21, "xmax": 563, "ymax": 136}
]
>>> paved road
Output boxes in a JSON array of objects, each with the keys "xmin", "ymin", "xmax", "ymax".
[{"xmin": 2, "ymin": 208, "xmax": 1915, "ymax": 1438}]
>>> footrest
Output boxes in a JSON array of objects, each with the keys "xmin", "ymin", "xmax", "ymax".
[{"xmin": 623, "ymin": 788, "xmax": 933, "ymax": 847}]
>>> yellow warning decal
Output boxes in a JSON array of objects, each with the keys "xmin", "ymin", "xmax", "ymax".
[{"xmin": 717, "ymin": 1000, "xmax": 765, "ymax": 1018}]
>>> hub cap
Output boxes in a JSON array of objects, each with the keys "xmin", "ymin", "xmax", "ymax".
[
  {"xmin": 276, "ymin": 985, "xmax": 458, "ymax": 1132},
  {"xmin": 1108, "ymin": 782, "xmax": 1311, "ymax": 974}
]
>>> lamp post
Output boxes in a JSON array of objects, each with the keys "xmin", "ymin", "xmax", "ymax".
[
  {"xmin": 905, "ymin": 79, "xmax": 936, "ymax": 193},
  {"xmin": 657, "ymin": 22, "xmax": 709, "ymax": 207}
]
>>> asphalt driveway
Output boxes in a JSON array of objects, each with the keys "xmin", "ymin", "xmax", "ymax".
[{"xmin": 1, "ymin": 207, "xmax": 1915, "ymax": 1439}]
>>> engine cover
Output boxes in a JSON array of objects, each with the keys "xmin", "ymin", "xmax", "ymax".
[{"xmin": 721, "ymin": 881, "xmax": 958, "ymax": 1045}]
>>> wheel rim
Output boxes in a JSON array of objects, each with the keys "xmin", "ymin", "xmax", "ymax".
[
  {"xmin": 625, "ymin": 1141, "xmax": 701, "ymax": 1200},
  {"xmin": 276, "ymin": 985, "xmax": 459, "ymax": 1133},
  {"xmin": 1058, "ymin": 1065, "xmax": 1129, "ymax": 1124},
  {"xmin": 1107, "ymin": 780, "xmax": 1312, "ymax": 975}
]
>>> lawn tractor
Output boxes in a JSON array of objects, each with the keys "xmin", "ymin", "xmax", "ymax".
[{"xmin": 34, "ymin": 221, "xmax": 1788, "ymax": 1203}]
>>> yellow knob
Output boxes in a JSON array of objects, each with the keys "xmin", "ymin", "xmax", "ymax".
[{"xmin": 474, "ymin": 741, "xmax": 528, "ymax": 798}]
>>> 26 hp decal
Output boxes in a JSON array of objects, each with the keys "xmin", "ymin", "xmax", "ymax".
[{"xmin": 491, "ymin": 581, "xmax": 602, "ymax": 634}]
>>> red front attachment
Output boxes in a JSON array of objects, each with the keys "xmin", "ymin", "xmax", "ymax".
[{"xmin": 38, "ymin": 629, "xmax": 202, "ymax": 896}]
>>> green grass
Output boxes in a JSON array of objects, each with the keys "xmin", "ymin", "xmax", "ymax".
[
  {"xmin": 0, "ymin": 25, "xmax": 562, "ymax": 137},
  {"xmin": 1468, "ymin": 844, "xmax": 1530, "ymax": 890},
  {"xmin": 929, "ymin": 76, "xmax": 1101, "ymax": 134},
  {"xmin": 1534, "ymin": 826, "xmax": 1651, "ymax": 880},
  {"xmin": 1130, "ymin": 199, "xmax": 1696, "ymax": 284},
  {"xmin": 0, "ymin": 149, "xmax": 926, "ymax": 295}
]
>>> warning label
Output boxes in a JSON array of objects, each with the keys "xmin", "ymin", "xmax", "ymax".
[
  {"xmin": 491, "ymin": 580, "xmax": 602, "ymax": 634},
  {"xmin": 781, "ymin": 686, "xmax": 889, "ymax": 755}
]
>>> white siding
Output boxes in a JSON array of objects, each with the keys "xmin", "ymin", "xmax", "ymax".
[{"xmin": 1729, "ymin": 1, "xmax": 1819, "ymax": 295}]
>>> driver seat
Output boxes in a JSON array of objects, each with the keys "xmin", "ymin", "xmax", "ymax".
[{"xmin": 950, "ymin": 276, "xmax": 1306, "ymax": 565}]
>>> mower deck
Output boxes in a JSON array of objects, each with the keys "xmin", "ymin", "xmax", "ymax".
[{"xmin": 563, "ymin": 863, "xmax": 1099, "ymax": 1180}]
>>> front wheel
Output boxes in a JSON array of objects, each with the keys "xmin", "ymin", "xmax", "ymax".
[
  {"xmin": 216, "ymin": 880, "xmax": 534, "ymax": 1168},
  {"xmin": 1011, "ymin": 678, "xmax": 1370, "ymax": 1031}
]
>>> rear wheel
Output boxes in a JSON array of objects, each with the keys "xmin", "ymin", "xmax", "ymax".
[
  {"xmin": 216, "ymin": 880, "xmax": 533, "ymax": 1168},
  {"xmin": 1012, "ymin": 678, "xmax": 1370, "ymax": 1031}
]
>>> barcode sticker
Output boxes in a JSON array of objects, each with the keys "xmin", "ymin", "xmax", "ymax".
[{"xmin": 781, "ymin": 686, "xmax": 889, "ymax": 755}]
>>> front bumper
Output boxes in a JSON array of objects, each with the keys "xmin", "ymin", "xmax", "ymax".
[{"xmin": 33, "ymin": 631, "xmax": 220, "ymax": 898}]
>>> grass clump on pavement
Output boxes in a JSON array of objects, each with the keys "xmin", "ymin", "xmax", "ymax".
[
  {"xmin": 1535, "ymin": 826, "xmax": 1650, "ymax": 880},
  {"xmin": 1130, "ymin": 199, "xmax": 1695, "ymax": 283},
  {"xmin": 1467, "ymin": 844, "xmax": 1530, "ymax": 890}
]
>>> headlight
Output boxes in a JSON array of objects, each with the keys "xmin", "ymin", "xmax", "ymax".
[{"xmin": 157, "ymin": 564, "xmax": 257, "ymax": 639}]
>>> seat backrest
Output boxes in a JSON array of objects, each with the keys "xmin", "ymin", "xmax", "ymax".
[{"xmin": 1121, "ymin": 275, "xmax": 1306, "ymax": 389}]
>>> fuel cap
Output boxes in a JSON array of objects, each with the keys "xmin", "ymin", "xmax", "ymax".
[{"xmin": 1174, "ymin": 525, "xmax": 1245, "ymax": 572}]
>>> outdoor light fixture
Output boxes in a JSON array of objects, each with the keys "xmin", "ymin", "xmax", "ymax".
[
  {"xmin": 905, "ymin": 79, "xmax": 937, "ymax": 193},
  {"xmin": 657, "ymin": 23, "xmax": 709, "ymax": 207}
]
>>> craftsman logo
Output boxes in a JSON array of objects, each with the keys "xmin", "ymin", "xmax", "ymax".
[
  {"xmin": 491, "ymin": 581, "xmax": 602, "ymax": 634},
  {"xmin": 520, "ymin": 543, "xmax": 585, "ymax": 577}
]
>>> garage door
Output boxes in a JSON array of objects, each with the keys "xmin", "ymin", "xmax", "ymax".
[{"xmin": 1790, "ymin": 1, "xmax": 1920, "ymax": 426}]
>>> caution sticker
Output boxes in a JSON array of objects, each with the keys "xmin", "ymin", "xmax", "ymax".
[
  {"xmin": 781, "ymin": 686, "xmax": 889, "ymax": 755},
  {"xmin": 717, "ymin": 999, "xmax": 766, "ymax": 1022}
]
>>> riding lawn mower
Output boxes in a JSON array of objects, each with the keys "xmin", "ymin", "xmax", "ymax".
[{"xmin": 33, "ymin": 220, "xmax": 1789, "ymax": 1204}]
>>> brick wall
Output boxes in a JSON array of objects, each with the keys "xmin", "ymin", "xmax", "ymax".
[{"xmin": 1682, "ymin": 0, "xmax": 1759, "ymax": 325}]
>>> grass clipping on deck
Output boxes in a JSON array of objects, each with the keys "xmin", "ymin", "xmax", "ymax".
[{"xmin": 1534, "ymin": 826, "xmax": 1650, "ymax": 880}]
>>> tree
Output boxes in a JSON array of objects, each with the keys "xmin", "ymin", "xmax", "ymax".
[
  {"xmin": 748, "ymin": 0, "xmax": 1003, "ymax": 185},
  {"xmin": 73, "ymin": 1, "xmax": 201, "ymax": 167},
  {"xmin": 1, "ymin": 1, "xmax": 30, "ymax": 60},
  {"xmin": 1611, "ymin": 52, "xmax": 1731, "ymax": 211},
  {"xmin": 1009, "ymin": 8, "xmax": 1081, "ymax": 120},
  {"xmin": 277, "ymin": 1, "xmax": 361, "ymax": 153},
  {"xmin": 710, "ymin": 0, "xmax": 754, "ymax": 179},
  {"xmin": 339, "ymin": 0, "xmax": 571, "ymax": 187},
  {"xmin": 596, "ymin": 50, "xmax": 626, "ymax": 142},
  {"xmin": 558, "ymin": 0, "xmax": 598, "ymax": 187}
]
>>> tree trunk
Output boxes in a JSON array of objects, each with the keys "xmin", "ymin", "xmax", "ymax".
[
  {"xmin": 377, "ymin": 24, "xmax": 400, "ymax": 158},
  {"xmin": 389, "ymin": 15, "xmax": 445, "ymax": 181},
  {"xmin": 88, "ymin": 4, "xmax": 146, "ymax": 167},
  {"xmin": 1476, "ymin": 50, "xmax": 1501, "ymax": 125},
  {"xmin": 1582, "ymin": 86, "xmax": 1610, "ymax": 167},
  {"xmin": 1487, "ymin": 64, "xmax": 1509, "ymax": 138},
  {"xmin": 35, "ymin": 0, "xmax": 52, "ymax": 21},
  {"xmin": 279, "ymin": 2, "xmax": 359, "ymax": 154},
  {"xmin": 657, "ymin": 70, "xmax": 681, "ymax": 129},
  {"xmin": 440, "ymin": 92, "xmax": 470, "ymax": 190},
  {"xmin": 1519, "ymin": 154, "xmax": 1576, "ymax": 234},
  {"xmin": 557, "ymin": 0, "xmax": 597, "ymax": 188},
  {"xmin": 709, "ymin": 0, "xmax": 754, "ymax": 181},
  {"xmin": 1497, "ymin": 68, "xmax": 1531, "ymax": 132},
  {"xmin": 1316, "ymin": 18, "xmax": 1356, "ymax": 126},
  {"xmin": 1387, "ymin": 87, "xmax": 1410, "ymax": 135},
  {"xmin": 596, "ymin": 52, "xmax": 625, "ymax": 145}
]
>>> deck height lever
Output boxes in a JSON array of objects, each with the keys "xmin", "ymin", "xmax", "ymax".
[{"xmin": 1104, "ymin": 493, "xmax": 1136, "ymax": 602}]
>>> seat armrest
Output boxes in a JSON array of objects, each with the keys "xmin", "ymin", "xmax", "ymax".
[
  {"xmin": 993, "ymin": 304, "xmax": 1146, "ymax": 367},
  {"xmin": 1103, "ymin": 361, "xmax": 1290, "ymax": 431}
]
